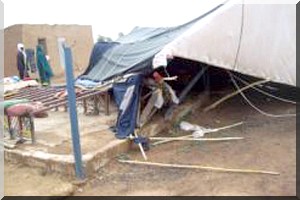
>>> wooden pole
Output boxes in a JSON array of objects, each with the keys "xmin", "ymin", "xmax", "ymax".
[
  {"xmin": 133, "ymin": 130, "xmax": 148, "ymax": 161},
  {"xmin": 119, "ymin": 160, "xmax": 279, "ymax": 175},
  {"xmin": 151, "ymin": 136, "xmax": 243, "ymax": 146},
  {"xmin": 134, "ymin": 100, "xmax": 148, "ymax": 161},
  {"xmin": 152, "ymin": 122, "xmax": 244, "ymax": 146},
  {"xmin": 203, "ymin": 79, "xmax": 269, "ymax": 112},
  {"xmin": 150, "ymin": 136, "xmax": 244, "ymax": 141}
]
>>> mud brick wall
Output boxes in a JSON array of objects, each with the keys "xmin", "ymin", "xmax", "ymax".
[{"xmin": 4, "ymin": 24, "xmax": 93, "ymax": 80}]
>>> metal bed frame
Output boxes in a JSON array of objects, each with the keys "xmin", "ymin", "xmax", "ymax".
[{"xmin": 4, "ymin": 86, "xmax": 111, "ymax": 144}]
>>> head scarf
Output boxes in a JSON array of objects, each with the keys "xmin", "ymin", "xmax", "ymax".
[
  {"xmin": 17, "ymin": 43, "xmax": 24, "ymax": 52},
  {"xmin": 17, "ymin": 43, "xmax": 27, "ymax": 66}
]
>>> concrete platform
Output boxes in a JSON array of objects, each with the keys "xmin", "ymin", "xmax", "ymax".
[
  {"xmin": 4, "ymin": 94, "xmax": 206, "ymax": 177},
  {"xmin": 4, "ymin": 110, "xmax": 167, "ymax": 177},
  {"xmin": 3, "ymin": 108, "xmax": 134, "ymax": 177}
]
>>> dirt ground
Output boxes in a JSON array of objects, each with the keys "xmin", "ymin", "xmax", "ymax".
[
  {"xmin": 4, "ymin": 162, "xmax": 74, "ymax": 196},
  {"xmin": 4, "ymin": 89, "xmax": 296, "ymax": 196}
]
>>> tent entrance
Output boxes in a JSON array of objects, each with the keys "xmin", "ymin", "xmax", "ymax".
[{"xmin": 152, "ymin": 56, "xmax": 298, "ymax": 116}]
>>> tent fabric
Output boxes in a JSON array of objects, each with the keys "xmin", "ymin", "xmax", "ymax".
[
  {"xmin": 80, "ymin": 1, "xmax": 295, "ymax": 87},
  {"xmin": 153, "ymin": 2, "xmax": 243, "ymax": 70},
  {"xmin": 154, "ymin": 2, "xmax": 296, "ymax": 86},
  {"xmin": 78, "ymin": 3, "xmax": 225, "ymax": 82},
  {"xmin": 116, "ymin": 27, "xmax": 171, "ymax": 44},
  {"xmin": 113, "ymin": 74, "xmax": 143, "ymax": 139},
  {"xmin": 80, "ymin": 41, "xmax": 119, "ymax": 77},
  {"xmin": 236, "ymin": 3, "xmax": 296, "ymax": 86}
]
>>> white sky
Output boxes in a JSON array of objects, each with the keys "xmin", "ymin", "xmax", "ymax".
[{"xmin": 2, "ymin": 0, "xmax": 225, "ymax": 42}]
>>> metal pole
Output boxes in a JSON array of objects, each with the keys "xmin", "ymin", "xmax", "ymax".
[
  {"xmin": 64, "ymin": 46, "xmax": 85, "ymax": 179},
  {"xmin": 178, "ymin": 66, "xmax": 208, "ymax": 103},
  {"xmin": 164, "ymin": 66, "xmax": 208, "ymax": 120}
]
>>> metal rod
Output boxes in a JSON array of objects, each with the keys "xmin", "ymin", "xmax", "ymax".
[
  {"xmin": 178, "ymin": 66, "xmax": 208, "ymax": 103},
  {"xmin": 31, "ymin": 90, "xmax": 107, "ymax": 114},
  {"xmin": 8, "ymin": 87, "xmax": 61, "ymax": 99},
  {"xmin": 42, "ymin": 90, "xmax": 94, "ymax": 107},
  {"xmin": 164, "ymin": 66, "xmax": 208, "ymax": 120},
  {"xmin": 133, "ymin": 131, "xmax": 148, "ymax": 161}
]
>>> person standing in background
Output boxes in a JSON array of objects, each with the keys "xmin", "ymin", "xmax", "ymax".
[
  {"xmin": 25, "ymin": 48, "xmax": 38, "ymax": 80},
  {"xmin": 36, "ymin": 44, "xmax": 54, "ymax": 86},
  {"xmin": 16, "ymin": 43, "xmax": 29, "ymax": 80}
]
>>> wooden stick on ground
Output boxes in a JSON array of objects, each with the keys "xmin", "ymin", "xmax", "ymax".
[
  {"xmin": 152, "ymin": 122, "xmax": 244, "ymax": 146},
  {"xmin": 119, "ymin": 160, "xmax": 280, "ymax": 175},
  {"xmin": 150, "ymin": 136, "xmax": 244, "ymax": 140},
  {"xmin": 203, "ymin": 79, "xmax": 269, "ymax": 112},
  {"xmin": 149, "ymin": 137, "xmax": 244, "ymax": 145},
  {"xmin": 133, "ymin": 131, "xmax": 148, "ymax": 161}
]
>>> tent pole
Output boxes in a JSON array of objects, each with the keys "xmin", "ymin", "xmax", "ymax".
[
  {"xmin": 134, "ymin": 95, "xmax": 148, "ymax": 161},
  {"xmin": 203, "ymin": 79, "xmax": 269, "ymax": 112},
  {"xmin": 133, "ymin": 130, "xmax": 148, "ymax": 161},
  {"xmin": 165, "ymin": 66, "xmax": 208, "ymax": 120},
  {"xmin": 179, "ymin": 66, "xmax": 208, "ymax": 103},
  {"xmin": 64, "ymin": 46, "xmax": 85, "ymax": 180}
]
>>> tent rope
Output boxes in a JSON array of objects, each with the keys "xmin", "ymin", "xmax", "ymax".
[
  {"xmin": 228, "ymin": 2, "xmax": 296, "ymax": 118},
  {"xmin": 231, "ymin": 73, "xmax": 297, "ymax": 105},
  {"xmin": 227, "ymin": 71, "xmax": 296, "ymax": 118}
]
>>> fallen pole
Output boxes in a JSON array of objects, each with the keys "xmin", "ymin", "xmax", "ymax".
[
  {"xmin": 203, "ymin": 79, "xmax": 269, "ymax": 112},
  {"xmin": 150, "ymin": 136, "xmax": 244, "ymax": 141},
  {"xmin": 118, "ymin": 160, "xmax": 280, "ymax": 175},
  {"xmin": 152, "ymin": 122, "xmax": 244, "ymax": 146},
  {"xmin": 151, "ymin": 136, "xmax": 243, "ymax": 146},
  {"xmin": 133, "ymin": 131, "xmax": 148, "ymax": 161}
]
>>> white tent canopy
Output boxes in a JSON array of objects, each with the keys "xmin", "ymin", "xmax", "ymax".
[{"xmin": 153, "ymin": 2, "xmax": 296, "ymax": 86}]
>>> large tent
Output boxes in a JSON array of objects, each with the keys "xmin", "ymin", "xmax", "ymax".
[
  {"xmin": 78, "ymin": 1, "xmax": 296, "ymax": 87},
  {"xmin": 76, "ymin": 1, "xmax": 296, "ymax": 144},
  {"xmin": 153, "ymin": 2, "xmax": 296, "ymax": 87}
]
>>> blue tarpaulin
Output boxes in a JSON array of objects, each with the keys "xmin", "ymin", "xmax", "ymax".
[
  {"xmin": 81, "ymin": 41, "xmax": 119, "ymax": 77},
  {"xmin": 113, "ymin": 74, "xmax": 143, "ymax": 139},
  {"xmin": 76, "ymin": 3, "xmax": 224, "ymax": 141},
  {"xmin": 78, "ymin": 3, "xmax": 224, "ymax": 82}
]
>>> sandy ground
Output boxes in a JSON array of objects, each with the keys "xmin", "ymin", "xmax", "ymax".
[
  {"xmin": 4, "ymin": 90, "xmax": 296, "ymax": 196},
  {"xmin": 75, "ymin": 91, "xmax": 296, "ymax": 196},
  {"xmin": 4, "ymin": 162, "xmax": 74, "ymax": 196}
]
